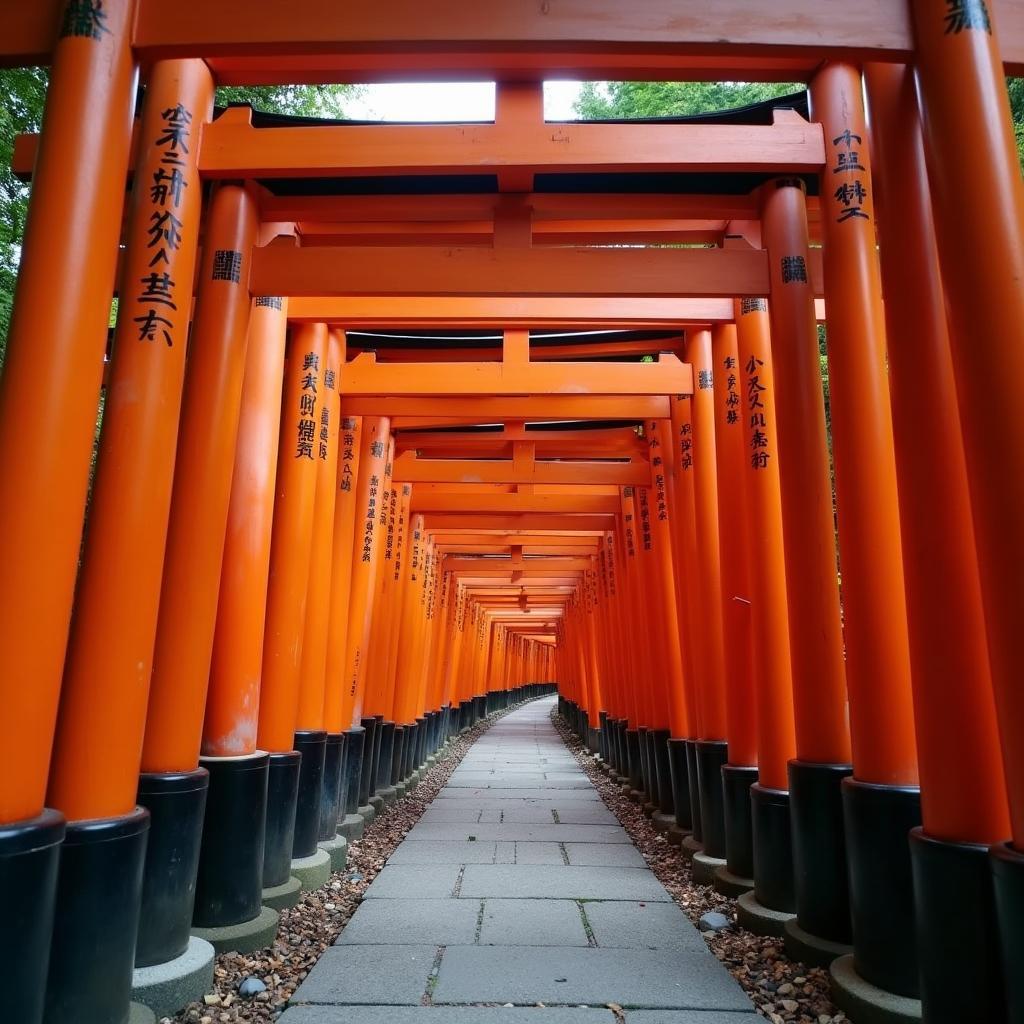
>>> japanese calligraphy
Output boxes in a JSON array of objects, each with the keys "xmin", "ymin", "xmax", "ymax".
[
  {"xmin": 212, "ymin": 249, "xmax": 242, "ymax": 284},
  {"xmin": 781, "ymin": 256, "xmax": 808, "ymax": 285},
  {"xmin": 741, "ymin": 298, "xmax": 767, "ymax": 315},
  {"xmin": 745, "ymin": 354, "xmax": 771, "ymax": 470},
  {"xmin": 295, "ymin": 351, "xmax": 319, "ymax": 459},
  {"xmin": 944, "ymin": 0, "xmax": 991, "ymax": 33},
  {"xmin": 723, "ymin": 355, "xmax": 741, "ymax": 426},
  {"xmin": 256, "ymin": 296, "xmax": 283, "ymax": 310},
  {"xmin": 697, "ymin": 369, "xmax": 714, "ymax": 390},
  {"xmin": 60, "ymin": 0, "xmax": 110, "ymax": 40},
  {"xmin": 830, "ymin": 129, "xmax": 870, "ymax": 223}
]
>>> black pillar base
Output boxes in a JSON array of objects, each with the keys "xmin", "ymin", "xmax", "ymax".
[
  {"xmin": 262, "ymin": 750, "xmax": 300, "ymax": 889},
  {"xmin": 318, "ymin": 734, "xmax": 346, "ymax": 841},
  {"xmin": 842, "ymin": 778, "xmax": 921, "ymax": 998},
  {"xmin": 722, "ymin": 765, "xmax": 757, "ymax": 880},
  {"xmin": 750, "ymin": 783, "xmax": 795, "ymax": 913},
  {"xmin": 377, "ymin": 721, "xmax": 396, "ymax": 791},
  {"xmin": 625, "ymin": 729, "xmax": 642, "ymax": 792},
  {"xmin": 696, "ymin": 740, "xmax": 728, "ymax": 859},
  {"xmin": 194, "ymin": 753, "xmax": 268, "ymax": 928},
  {"xmin": 598, "ymin": 712, "xmax": 609, "ymax": 762},
  {"xmin": 414, "ymin": 716, "xmax": 428, "ymax": 768},
  {"xmin": 44, "ymin": 807, "xmax": 150, "ymax": 1024},
  {"xmin": 991, "ymin": 841, "xmax": 1024, "ymax": 1024},
  {"xmin": 0, "ymin": 808, "xmax": 64, "ymax": 1024},
  {"xmin": 403, "ymin": 722, "xmax": 419, "ymax": 780},
  {"xmin": 370, "ymin": 715, "xmax": 385, "ymax": 796},
  {"xmin": 788, "ymin": 760, "xmax": 852, "ymax": 945},
  {"xmin": 908, "ymin": 828, "xmax": 1004, "ymax": 1022},
  {"xmin": 358, "ymin": 717, "xmax": 379, "ymax": 807},
  {"xmin": 135, "ymin": 769, "xmax": 209, "ymax": 967},
  {"xmin": 292, "ymin": 731, "xmax": 326, "ymax": 859},
  {"xmin": 651, "ymin": 729, "xmax": 673, "ymax": 815},
  {"xmin": 391, "ymin": 726, "xmax": 406, "ymax": 786},
  {"xmin": 667, "ymin": 737, "xmax": 693, "ymax": 831},
  {"xmin": 685, "ymin": 740, "xmax": 703, "ymax": 844},
  {"xmin": 343, "ymin": 727, "xmax": 365, "ymax": 816}
]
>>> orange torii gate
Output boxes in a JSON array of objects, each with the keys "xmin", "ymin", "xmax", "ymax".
[{"xmin": 0, "ymin": 4, "xmax": 1022, "ymax": 1024}]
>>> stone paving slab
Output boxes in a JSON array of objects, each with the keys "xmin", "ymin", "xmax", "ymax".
[
  {"xmin": 478, "ymin": 898, "xmax": 589, "ymax": 946},
  {"xmin": 436, "ymin": 788, "xmax": 600, "ymax": 801},
  {"xmin": 283, "ymin": 697, "xmax": 754, "ymax": 1022},
  {"xmin": 336, "ymin": 898, "xmax": 481, "ymax": 945},
  {"xmin": 510, "ymin": 841, "xmax": 566, "ymax": 865},
  {"xmin": 280, "ymin": 1008, "xmax": 617, "ymax": 1024},
  {"xmin": 564, "ymin": 842, "xmax": 647, "ymax": 867},
  {"xmin": 459, "ymin": 864, "xmax": 671, "ymax": 901},
  {"xmin": 290, "ymin": 945, "xmax": 437, "ymax": 1004},
  {"xmin": 407, "ymin": 822, "xmax": 629, "ymax": 843},
  {"xmin": 387, "ymin": 840, "xmax": 499, "ymax": 865},
  {"xmin": 582, "ymin": 901, "xmax": 708, "ymax": 951},
  {"xmin": 624, "ymin": 1013, "xmax": 759, "ymax": 1023},
  {"xmin": 363, "ymin": 864, "xmax": 462, "ymax": 898},
  {"xmin": 432, "ymin": 946, "xmax": 754, "ymax": 1010}
]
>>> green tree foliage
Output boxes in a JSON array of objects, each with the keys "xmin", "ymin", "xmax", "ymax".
[
  {"xmin": 0, "ymin": 67, "xmax": 48, "ymax": 363},
  {"xmin": 1008, "ymin": 78, "xmax": 1024, "ymax": 168},
  {"xmin": 0, "ymin": 80, "xmax": 356, "ymax": 366},
  {"xmin": 216, "ymin": 83, "xmax": 358, "ymax": 119},
  {"xmin": 574, "ymin": 80, "xmax": 800, "ymax": 119}
]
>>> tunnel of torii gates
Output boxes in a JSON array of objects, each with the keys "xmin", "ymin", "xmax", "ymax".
[{"xmin": 1, "ymin": 3, "xmax": 1024, "ymax": 1024}]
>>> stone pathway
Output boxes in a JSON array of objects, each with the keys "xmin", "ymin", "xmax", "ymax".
[{"xmin": 280, "ymin": 697, "xmax": 756, "ymax": 1024}]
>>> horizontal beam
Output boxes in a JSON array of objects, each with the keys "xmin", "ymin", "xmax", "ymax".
[
  {"xmin": 253, "ymin": 245, "xmax": 790, "ymax": 299},
  {"xmin": 446, "ymin": 557, "xmax": 593, "ymax": 572},
  {"xmin": 424, "ymin": 515, "xmax": 611, "ymax": 532},
  {"xmin": 5, "ymin": 1, "xmax": 1023, "ymax": 76},
  {"xmin": 288, "ymin": 296, "xmax": 737, "ymax": 327},
  {"xmin": 393, "ymin": 457, "xmax": 650, "ymax": 486},
  {"xmin": 341, "ymin": 352, "xmax": 690, "ymax": 397},
  {"xmin": 341, "ymin": 396, "xmax": 671, "ymax": 421},
  {"xmin": 200, "ymin": 106, "xmax": 823, "ymax": 179},
  {"xmin": 410, "ymin": 492, "xmax": 620, "ymax": 514},
  {"xmin": 396, "ymin": 427, "xmax": 644, "ymax": 451},
  {"xmin": 361, "ymin": 339, "xmax": 684, "ymax": 364}
]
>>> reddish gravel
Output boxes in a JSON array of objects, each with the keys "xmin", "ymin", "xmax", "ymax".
[{"xmin": 551, "ymin": 710, "xmax": 848, "ymax": 1024}]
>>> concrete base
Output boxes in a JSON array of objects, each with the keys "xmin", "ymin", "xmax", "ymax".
[
  {"xmin": 292, "ymin": 847, "xmax": 332, "ymax": 891},
  {"xmin": 394, "ymin": 780, "xmax": 408, "ymax": 799},
  {"xmin": 667, "ymin": 824, "xmax": 689, "ymax": 848},
  {"xmin": 651, "ymin": 811, "xmax": 674, "ymax": 834},
  {"xmin": 130, "ymin": 1002, "xmax": 156, "ymax": 1024},
  {"xmin": 368, "ymin": 794, "xmax": 385, "ymax": 816},
  {"xmin": 736, "ymin": 890, "xmax": 796, "ymax": 937},
  {"xmin": 681, "ymin": 835, "xmax": 703, "ymax": 861},
  {"xmin": 713, "ymin": 865, "xmax": 754, "ymax": 898},
  {"xmin": 426, "ymin": 755, "xmax": 437, "ymax": 767},
  {"xmin": 379, "ymin": 785, "xmax": 398, "ymax": 807},
  {"xmin": 338, "ymin": 813, "xmax": 365, "ymax": 841},
  {"xmin": 642, "ymin": 801, "xmax": 657, "ymax": 818},
  {"xmin": 784, "ymin": 917, "xmax": 852, "ymax": 968},
  {"xmin": 132, "ymin": 936, "xmax": 215, "ymax": 1019},
  {"xmin": 830, "ymin": 954, "xmax": 922, "ymax": 1024},
  {"xmin": 191, "ymin": 905, "xmax": 279, "ymax": 954},
  {"xmin": 358, "ymin": 803, "xmax": 376, "ymax": 825},
  {"xmin": 692, "ymin": 850, "xmax": 727, "ymax": 886},
  {"xmin": 263, "ymin": 874, "xmax": 302, "ymax": 910},
  {"xmin": 319, "ymin": 833, "xmax": 349, "ymax": 872}
]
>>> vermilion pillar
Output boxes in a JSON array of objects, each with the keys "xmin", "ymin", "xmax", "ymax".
[
  {"xmin": 762, "ymin": 179, "xmax": 855, "ymax": 959},
  {"xmin": 197, "ymin": 290, "xmax": 287, "ymax": 938},
  {"xmin": 684, "ymin": 331, "xmax": 730, "ymax": 875},
  {"xmin": 710, "ymin": 322, "xmax": 758, "ymax": 898},
  {"xmin": 866, "ymin": 61, "xmax": 1011, "ymax": 1023},
  {"xmin": 810, "ymin": 62, "xmax": 921, "ymax": 1006},
  {"xmin": 909, "ymin": 8, "xmax": 1024, "ymax": 1017},
  {"xmin": 733, "ymin": 296, "xmax": 798, "ymax": 930},
  {"xmin": 256, "ymin": 322, "xmax": 328, "ymax": 894},
  {"xmin": 0, "ymin": 8, "xmax": 137, "ymax": 1017},
  {"xmin": 291, "ymin": 331, "xmax": 342, "ymax": 877},
  {"xmin": 44, "ymin": 60, "xmax": 214, "ymax": 1007}
]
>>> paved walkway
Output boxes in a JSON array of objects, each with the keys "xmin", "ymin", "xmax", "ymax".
[{"xmin": 280, "ymin": 697, "xmax": 756, "ymax": 1024}]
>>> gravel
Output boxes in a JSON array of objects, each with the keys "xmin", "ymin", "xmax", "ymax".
[
  {"xmin": 550, "ymin": 711, "xmax": 848, "ymax": 1024},
  {"xmin": 164, "ymin": 711, "xmax": 512, "ymax": 1024}
]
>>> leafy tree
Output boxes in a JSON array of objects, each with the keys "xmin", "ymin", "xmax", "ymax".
[
  {"xmin": 0, "ymin": 67, "xmax": 48, "ymax": 364},
  {"xmin": 574, "ymin": 80, "xmax": 801, "ymax": 120},
  {"xmin": 216, "ymin": 83, "xmax": 358, "ymax": 119}
]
